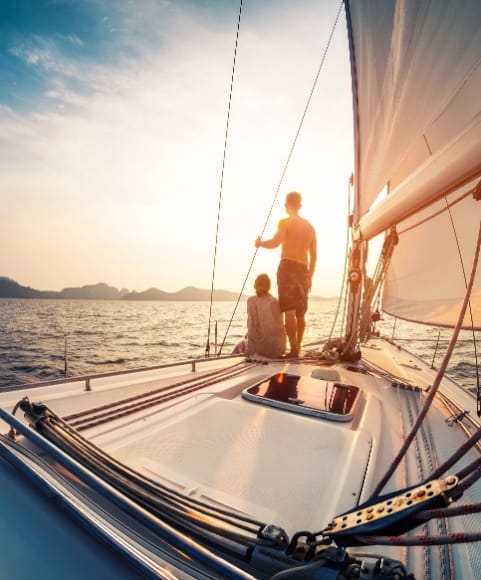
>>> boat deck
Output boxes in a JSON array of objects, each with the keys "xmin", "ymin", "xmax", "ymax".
[
  {"xmin": 2, "ymin": 355, "xmax": 408, "ymax": 535},
  {"xmin": 1, "ymin": 341, "xmax": 481, "ymax": 579}
]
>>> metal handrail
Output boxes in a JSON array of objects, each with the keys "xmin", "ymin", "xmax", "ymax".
[{"xmin": 1, "ymin": 354, "xmax": 244, "ymax": 393}]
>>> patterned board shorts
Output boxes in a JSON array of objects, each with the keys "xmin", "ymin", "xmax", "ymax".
[{"xmin": 277, "ymin": 259, "xmax": 309, "ymax": 316}]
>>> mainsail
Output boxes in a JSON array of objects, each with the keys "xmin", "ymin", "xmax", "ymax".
[{"xmin": 345, "ymin": 0, "xmax": 481, "ymax": 329}]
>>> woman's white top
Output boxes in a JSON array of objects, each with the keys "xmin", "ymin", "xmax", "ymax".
[{"xmin": 247, "ymin": 294, "xmax": 286, "ymax": 358}]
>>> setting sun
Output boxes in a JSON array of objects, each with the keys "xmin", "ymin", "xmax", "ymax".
[{"xmin": 0, "ymin": 0, "xmax": 353, "ymax": 297}]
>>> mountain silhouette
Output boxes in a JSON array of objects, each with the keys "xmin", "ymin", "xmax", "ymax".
[
  {"xmin": 0, "ymin": 277, "xmax": 243, "ymax": 301},
  {"xmin": 0, "ymin": 276, "xmax": 334, "ymax": 301}
]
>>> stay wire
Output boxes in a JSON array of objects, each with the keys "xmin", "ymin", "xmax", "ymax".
[
  {"xmin": 327, "ymin": 175, "xmax": 353, "ymax": 344},
  {"xmin": 217, "ymin": 0, "xmax": 345, "ymax": 355},
  {"xmin": 205, "ymin": 0, "xmax": 243, "ymax": 357}
]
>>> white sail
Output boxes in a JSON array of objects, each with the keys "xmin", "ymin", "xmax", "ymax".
[
  {"xmin": 346, "ymin": 0, "xmax": 481, "ymax": 233},
  {"xmin": 382, "ymin": 181, "xmax": 481, "ymax": 328},
  {"xmin": 346, "ymin": 0, "xmax": 481, "ymax": 328}
]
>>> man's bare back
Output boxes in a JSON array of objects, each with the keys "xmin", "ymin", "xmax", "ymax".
[{"xmin": 278, "ymin": 215, "xmax": 316, "ymax": 269}]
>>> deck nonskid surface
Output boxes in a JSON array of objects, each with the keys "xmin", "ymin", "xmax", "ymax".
[
  {"xmin": 3, "ymin": 347, "xmax": 480, "ymax": 578},
  {"xmin": 98, "ymin": 393, "xmax": 371, "ymax": 534}
]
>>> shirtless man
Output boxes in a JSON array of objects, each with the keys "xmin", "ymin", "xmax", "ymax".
[{"xmin": 255, "ymin": 191, "xmax": 317, "ymax": 357}]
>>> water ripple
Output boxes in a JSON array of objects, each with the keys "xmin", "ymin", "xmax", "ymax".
[{"xmin": 0, "ymin": 298, "xmax": 479, "ymax": 392}]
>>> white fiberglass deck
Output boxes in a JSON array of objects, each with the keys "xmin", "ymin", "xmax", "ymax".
[
  {"xmin": 2, "ymin": 346, "xmax": 481, "ymax": 579},
  {"xmin": 98, "ymin": 393, "xmax": 372, "ymax": 534}
]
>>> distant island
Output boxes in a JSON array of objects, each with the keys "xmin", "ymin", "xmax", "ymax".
[
  {"xmin": 0, "ymin": 276, "xmax": 336, "ymax": 301},
  {"xmin": 0, "ymin": 277, "xmax": 244, "ymax": 301}
]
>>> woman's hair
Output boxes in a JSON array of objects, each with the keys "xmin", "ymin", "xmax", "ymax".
[{"xmin": 254, "ymin": 273, "xmax": 271, "ymax": 296}]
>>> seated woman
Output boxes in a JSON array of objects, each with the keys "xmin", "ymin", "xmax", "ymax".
[{"xmin": 246, "ymin": 273, "xmax": 286, "ymax": 358}]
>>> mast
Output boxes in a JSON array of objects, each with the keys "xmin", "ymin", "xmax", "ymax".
[
  {"xmin": 341, "ymin": 0, "xmax": 364, "ymax": 360},
  {"xmin": 342, "ymin": 237, "xmax": 365, "ymax": 361}
]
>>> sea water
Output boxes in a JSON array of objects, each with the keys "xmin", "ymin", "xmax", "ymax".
[{"xmin": 0, "ymin": 298, "xmax": 479, "ymax": 393}]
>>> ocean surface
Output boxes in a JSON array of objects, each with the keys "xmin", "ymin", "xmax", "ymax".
[{"xmin": 0, "ymin": 298, "xmax": 479, "ymax": 393}]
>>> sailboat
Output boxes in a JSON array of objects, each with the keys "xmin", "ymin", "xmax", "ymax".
[{"xmin": 1, "ymin": 1, "xmax": 481, "ymax": 578}]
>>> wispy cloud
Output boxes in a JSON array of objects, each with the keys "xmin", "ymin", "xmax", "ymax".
[
  {"xmin": 9, "ymin": 36, "xmax": 86, "ymax": 90},
  {"xmin": 1, "ymin": 0, "xmax": 353, "ymax": 293},
  {"xmin": 65, "ymin": 34, "xmax": 83, "ymax": 47}
]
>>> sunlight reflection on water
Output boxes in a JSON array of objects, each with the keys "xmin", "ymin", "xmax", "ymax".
[{"xmin": 0, "ymin": 298, "xmax": 478, "ymax": 391}]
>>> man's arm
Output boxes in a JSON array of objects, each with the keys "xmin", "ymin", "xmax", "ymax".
[{"xmin": 255, "ymin": 220, "xmax": 285, "ymax": 249}]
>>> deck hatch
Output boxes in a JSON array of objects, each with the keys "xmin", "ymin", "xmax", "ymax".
[{"xmin": 242, "ymin": 373, "xmax": 360, "ymax": 421}]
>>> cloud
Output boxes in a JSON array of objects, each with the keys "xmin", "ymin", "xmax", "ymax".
[
  {"xmin": 10, "ymin": 44, "xmax": 41, "ymax": 65},
  {"xmin": 1, "ymin": 0, "xmax": 353, "ymax": 295},
  {"xmin": 65, "ymin": 34, "xmax": 83, "ymax": 47}
]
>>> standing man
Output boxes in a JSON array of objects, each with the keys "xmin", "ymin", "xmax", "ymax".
[{"xmin": 255, "ymin": 191, "xmax": 317, "ymax": 358}]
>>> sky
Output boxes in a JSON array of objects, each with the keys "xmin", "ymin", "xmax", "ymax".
[{"xmin": 0, "ymin": 0, "xmax": 354, "ymax": 297}]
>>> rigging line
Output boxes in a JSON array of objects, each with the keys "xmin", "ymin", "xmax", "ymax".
[
  {"xmin": 256, "ymin": 0, "xmax": 345, "ymax": 241},
  {"xmin": 205, "ymin": 0, "xmax": 243, "ymax": 358},
  {"xmin": 216, "ymin": 1, "xmax": 345, "ymax": 355},
  {"xmin": 353, "ymin": 532, "xmax": 481, "ymax": 546},
  {"xmin": 358, "ymin": 229, "xmax": 398, "ymax": 342},
  {"xmin": 50, "ymin": 412, "xmax": 264, "ymax": 530},
  {"xmin": 417, "ymin": 502, "xmax": 481, "ymax": 520},
  {"xmin": 327, "ymin": 175, "xmax": 352, "ymax": 344},
  {"xmin": 444, "ymin": 196, "xmax": 480, "ymax": 416},
  {"xmin": 62, "ymin": 361, "xmax": 248, "ymax": 421},
  {"xmin": 69, "ymin": 365, "xmax": 254, "ymax": 431},
  {"xmin": 455, "ymin": 454, "xmax": 481, "ymax": 482},
  {"xmin": 368, "ymin": 220, "xmax": 481, "ymax": 500},
  {"xmin": 41, "ymin": 419, "xmax": 263, "ymax": 544},
  {"xmin": 0, "ymin": 438, "xmax": 172, "ymax": 580}
]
